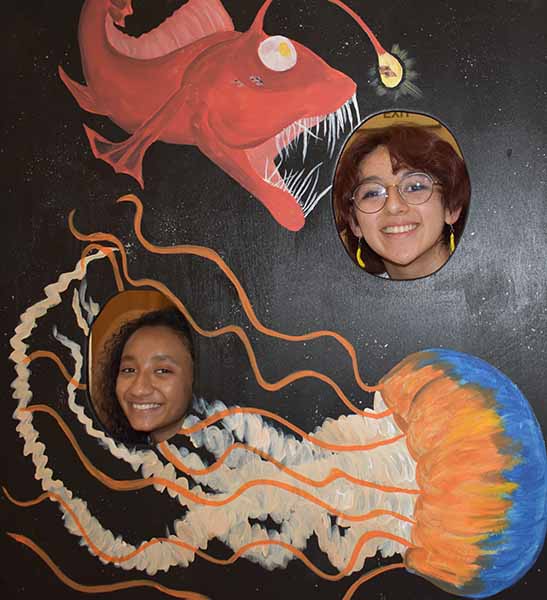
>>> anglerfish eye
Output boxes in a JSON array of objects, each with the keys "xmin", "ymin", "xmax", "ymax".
[{"xmin": 258, "ymin": 36, "xmax": 297, "ymax": 72}]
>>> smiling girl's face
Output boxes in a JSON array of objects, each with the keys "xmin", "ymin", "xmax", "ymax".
[
  {"xmin": 350, "ymin": 145, "xmax": 461, "ymax": 280},
  {"xmin": 115, "ymin": 325, "xmax": 193, "ymax": 443}
]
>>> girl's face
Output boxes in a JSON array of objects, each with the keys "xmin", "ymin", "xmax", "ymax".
[
  {"xmin": 115, "ymin": 325, "xmax": 193, "ymax": 443},
  {"xmin": 350, "ymin": 145, "xmax": 461, "ymax": 279}
]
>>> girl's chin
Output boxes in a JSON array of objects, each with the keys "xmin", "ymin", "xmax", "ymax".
[
  {"xmin": 128, "ymin": 422, "xmax": 155, "ymax": 433},
  {"xmin": 379, "ymin": 240, "xmax": 447, "ymax": 268},
  {"xmin": 124, "ymin": 413, "xmax": 162, "ymax": 432},
  {"xmin": 384, "ymin": 254, "xmax": 448, "ymax": 279},
  {"xmin": 382, "ymin": 252, "xmax": 420, "ymax": 268}
]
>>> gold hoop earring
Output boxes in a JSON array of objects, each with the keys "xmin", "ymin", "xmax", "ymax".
[
  {"xmin": 356, "ymin": 238, "xmax": 366, "ymax": 269},
  {"xmin": 449, "ymin": 225, "xmax": 456, "ymax": 255}
]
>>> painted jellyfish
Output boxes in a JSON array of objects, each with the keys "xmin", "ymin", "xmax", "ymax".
[
  {"xmin": 7, "ymin": 240, "xmax": 547, "ymax": 598},
  {"xmin": 153, "ymin": 349, "xmax": 547, "ymax": 598}
]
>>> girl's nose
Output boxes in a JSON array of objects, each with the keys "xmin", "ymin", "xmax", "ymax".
[
  {"xmin": 130, "ymin": 372, "xmax": 153, "ymax": 395},
  {"xmin": 384, "ymin": 184, "xmax": 408, "ymax": 214}
]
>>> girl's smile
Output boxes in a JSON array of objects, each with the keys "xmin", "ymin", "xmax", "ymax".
[
  {"xmin": 115, "ymin": 325, "xmax": 193, "ymax": 443},
  {"xmin": 350, "ymin": 145, "xmax": 461, "ymax": 279}
]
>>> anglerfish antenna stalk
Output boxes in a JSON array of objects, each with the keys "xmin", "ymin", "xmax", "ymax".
[
  {"xmin": 252, "ymin": 0, "xmax": 403, "ymax": 89},
  {"xmin": 250, "ymin": 0, "xmax": 276, "ymax": 32},
  {"xmin": 328, "ymin": 0, "xmax": 403, "ymax": 89}
]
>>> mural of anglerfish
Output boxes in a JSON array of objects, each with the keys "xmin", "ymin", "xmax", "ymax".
[{"xmin": 59, "ymin": 0, "xmax": 408, "ymax": 230}]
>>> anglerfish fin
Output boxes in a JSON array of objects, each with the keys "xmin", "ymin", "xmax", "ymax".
[{"xmin": 58, "ymin": 66, "xmax": 102, "ymax": 115}]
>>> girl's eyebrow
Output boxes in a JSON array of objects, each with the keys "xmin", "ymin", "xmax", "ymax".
[
  {"xmin": 150, "ymin": 354, "xmax": 179, "ymax": 364},
  {"xmin": 120, "ymin": 353, "xmax": 178, "ymax": 364},
  {"xmin": 359, "ymin": 169, "xmax": 414, "ymax": 184},
  {"xmin": 358, "ymin": 175, "xmax": 384, "ymax": 184}
]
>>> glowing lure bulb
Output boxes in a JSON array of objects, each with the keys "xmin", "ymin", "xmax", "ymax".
[{"xmin": 377, "ymin": 51, "xmax": 404, "ymax": 88}]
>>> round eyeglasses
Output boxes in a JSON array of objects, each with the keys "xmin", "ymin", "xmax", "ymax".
[{"xmin": 352, "ymin": 172, "xmax": 441, "ymax": 214}]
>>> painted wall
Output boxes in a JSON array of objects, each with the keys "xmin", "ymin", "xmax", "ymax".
[{"xmin": 2, "ymin": 0, "xmax": 546, "ymax": 598}]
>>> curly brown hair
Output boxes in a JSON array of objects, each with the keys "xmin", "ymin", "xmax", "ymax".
[{"xmin": 95, "ymin": 308, "xmax": 195, "ymax": 444}]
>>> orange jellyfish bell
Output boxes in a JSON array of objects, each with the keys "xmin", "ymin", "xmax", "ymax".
[{"xmin": 379, "ymin": 349, "xmax": 547, "ymax": 598}]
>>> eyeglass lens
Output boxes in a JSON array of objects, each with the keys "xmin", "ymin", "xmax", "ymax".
[{"xmin": 353, "ymin": 173, "xmax": 435, "ymax": 213}]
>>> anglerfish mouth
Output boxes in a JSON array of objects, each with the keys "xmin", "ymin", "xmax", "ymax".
[{"xmin": 245, "ymin": 94, "xmax": 360, "ymax": 217}]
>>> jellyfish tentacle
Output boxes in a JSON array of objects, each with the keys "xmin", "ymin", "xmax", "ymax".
[
  {"xmin": 117, "ymin": 194, "xmax": 382, "ymax": 395},
  {"xmin": 23, "ymin": 351, "xmax": 86, "ymax": 390},
  {"xmin": 69, "ymin": 209, "xmax": 386, "ymax": 417},
  {"xmin": 6, "ymin": 532, "xmax": 209, "ymax": 599}
]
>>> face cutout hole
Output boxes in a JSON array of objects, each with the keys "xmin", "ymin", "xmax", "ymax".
[
  {"xmin": 332, "ymin": 111, "xmax": 471, "ymax": 281},
  {"xmin": 89, "ymin": 290, "xmax": 195, "ymax": 446}
]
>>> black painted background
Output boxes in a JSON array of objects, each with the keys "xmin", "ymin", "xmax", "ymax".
[{"xmin": 2, "ymin": 0, "xmax": 546, "ymax": 598}]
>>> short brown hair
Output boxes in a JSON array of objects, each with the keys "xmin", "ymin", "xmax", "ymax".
[{"xmin": 333, "ymin": 124, "xmax": 470, "ymax": 273}]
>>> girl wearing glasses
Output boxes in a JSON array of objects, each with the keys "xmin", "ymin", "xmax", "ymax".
[{"xmin": 333, "ymin": 124, "xmax": 470, "ymax": 279}]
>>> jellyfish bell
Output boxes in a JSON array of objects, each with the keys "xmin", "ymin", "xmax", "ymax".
[{"xmin": 379, "ymin": 348, "xmax": 547, "ymax": 598}]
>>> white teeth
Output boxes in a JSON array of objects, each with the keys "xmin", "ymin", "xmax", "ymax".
[
  {"xmin": 132, "ymin": 403, "xmax": 161, "ymax": 410},
  {"xmin": 265, "ymin": 94, "xmax": 360, "ymax": 216},
  {"xmin": 293, "ymin": 162, "xmax": 322, "ymax": 202},
  {"xmin": 351, "ymin": 93, "xmax": 360, "ymax": 124},
  {"xmin": 382, "ymin": 224, "xmax": 418, "ymax": 234}
]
